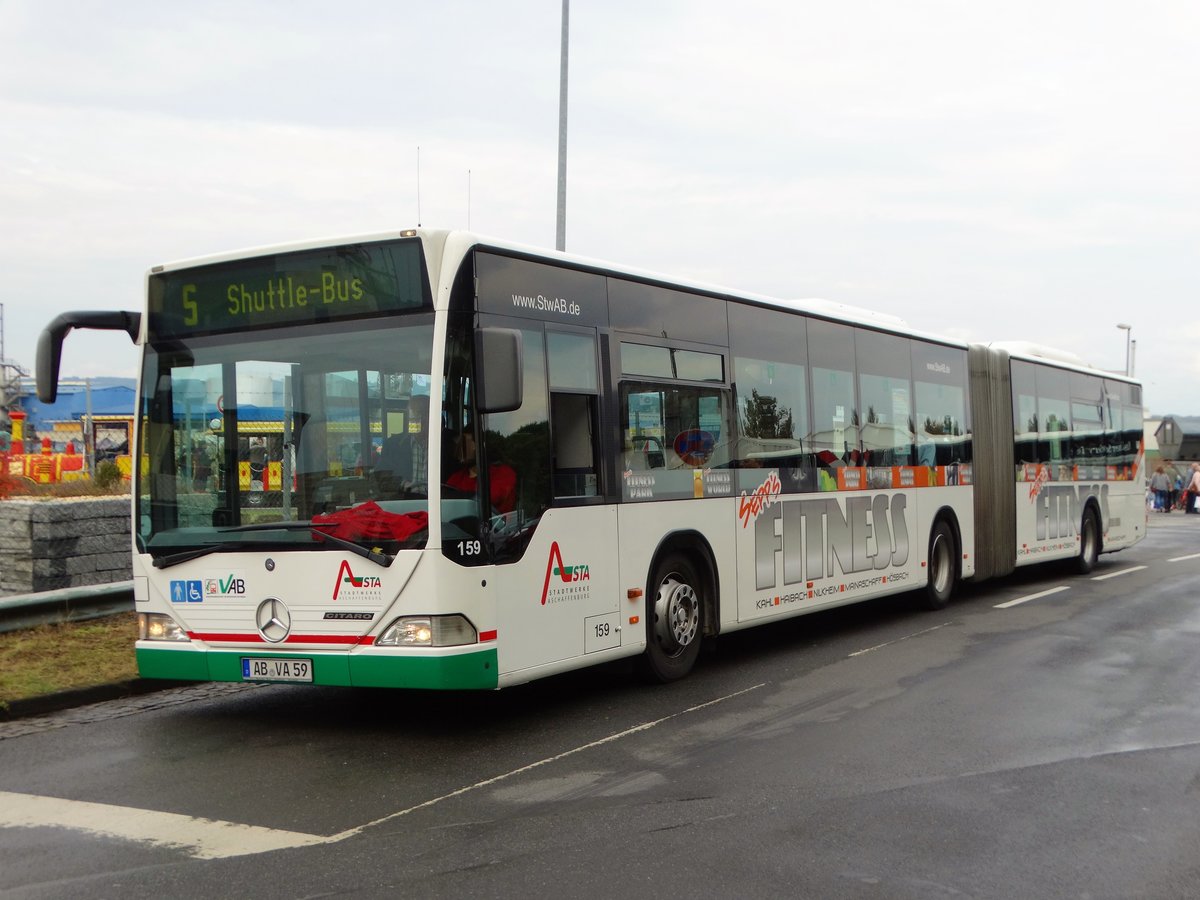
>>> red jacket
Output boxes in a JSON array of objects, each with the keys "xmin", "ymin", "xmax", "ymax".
[{"xmin": 446, "ymin": 463, "xmax": 517, "ymax": 514}]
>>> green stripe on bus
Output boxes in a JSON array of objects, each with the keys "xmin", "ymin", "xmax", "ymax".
[
  {"xmin": 137, "ymin": 647, "xmax": 498, "ymax": 690},
  {"xmin": 137, "ymin": 647, "xmax": 211, "ymax": 681},
  {"xmin": 350, "ymin": 649, "xmax": 498, "ymax": 690}
]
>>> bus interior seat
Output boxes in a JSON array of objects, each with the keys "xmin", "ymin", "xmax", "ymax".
[{"xmin": 630, "ymin": 434, "xmax": 665, "ymax": 469}]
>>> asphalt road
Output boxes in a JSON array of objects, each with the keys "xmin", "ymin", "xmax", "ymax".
[{"xmin": 2, "ymin": 512, "xmax": 1199, "ymax": 899}]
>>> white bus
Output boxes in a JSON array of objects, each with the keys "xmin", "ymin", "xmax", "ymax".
[{"xmin": 37, "ymin": 228, "xmax": 1145, "ymax": 689}]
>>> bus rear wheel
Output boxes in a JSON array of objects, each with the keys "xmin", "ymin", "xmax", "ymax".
[
  {"xmin": 640, "ymin": 552, "xmax": 704, "ymax": 683},
  {"xmin": 922, "ymin": 519, "xmax": 957, "ymax": 610},
  {"xmin": 1075, "ymin": 505, "xmax": 1100, "ymax": 574}
]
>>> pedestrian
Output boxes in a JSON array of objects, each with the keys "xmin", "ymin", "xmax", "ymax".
[
  {"xmin": 1188, "ymin": 463, "xmax": 1200, "ymax": 514},
  {"xmin": 1150, "ymin": 466, "xmax": 1171, "ymax": 512}
]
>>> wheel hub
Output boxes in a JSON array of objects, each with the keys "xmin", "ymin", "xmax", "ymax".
[{"xmin": 655, "ymin": 576, "xmax": 699, "ymax": 653}]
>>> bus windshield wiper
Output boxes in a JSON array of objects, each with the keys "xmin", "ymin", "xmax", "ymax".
[
  {"xmin": 152, "ymin": 541, "xmax": 266, "ymax": 570},
  {"xmin": 217, "ymin": 521, "xmax": 396, "ymax": 567},
  {"xmin": 152, "ymin": 522, "xmax": 395, "ymax": 570}
]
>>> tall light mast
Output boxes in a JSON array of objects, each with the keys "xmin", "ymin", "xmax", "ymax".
[{"xmin": 555, "ymin": 0, "xmax": 569, "ymax": 252}]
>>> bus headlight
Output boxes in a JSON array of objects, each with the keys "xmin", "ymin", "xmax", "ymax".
[
  {"xmin": 137, "ymin": 613, "xmax": 189, "ymax": 642},
  {"xmin": 377, "ymin": 615, "xmax": 478, "ymax": 647}
]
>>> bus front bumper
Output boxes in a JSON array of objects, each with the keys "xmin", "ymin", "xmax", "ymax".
[{"xmin": 136, "ymin": 644, "xmax": 499, "ymax": 690}]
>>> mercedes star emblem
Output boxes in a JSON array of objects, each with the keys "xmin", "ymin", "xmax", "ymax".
[{"xmin": 255, "ymin": 597, "xmax": 291, "ymax": 643}]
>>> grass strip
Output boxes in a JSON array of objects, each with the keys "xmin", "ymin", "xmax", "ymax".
[{"xmin": 0, "ymin": 612, "xmax": 138, "ymax": 707}]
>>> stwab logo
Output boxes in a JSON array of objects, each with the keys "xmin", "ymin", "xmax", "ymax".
[
  {"xmin": 511, "ymin": 293, "xmax": 582, "ymax": 318},
  {"xmin": 540, "ymin": 541, "xmax": 591, "ymax": 605},
  {"xmin": 332, "ymin": 560, "xmax": 383, "ymax": 600}
]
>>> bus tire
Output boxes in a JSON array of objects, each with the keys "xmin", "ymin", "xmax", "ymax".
[
  {"xmin": 1076, "ymin": 505, "xmax": 1101, "ymax": 574},
  {"xmin": 639, "ymin": 552, "xmax": 705, "ymax": 683},
  {"xmin": 922, "ymin": 519, "xmax": 957, "ymax": 610}
]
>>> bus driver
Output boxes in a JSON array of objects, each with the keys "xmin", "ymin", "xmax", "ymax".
[{"xmin": 446, "ymin": 425, "xmax": 517, "ymax": 515}]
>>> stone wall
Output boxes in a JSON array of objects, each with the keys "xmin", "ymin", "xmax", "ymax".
[{"xmin": 0, "ymin": 498, "xmax": 131, "ymax": 595}]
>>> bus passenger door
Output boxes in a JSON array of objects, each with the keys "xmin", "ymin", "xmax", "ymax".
[{"xmin": 479, "ymin": 324, "xmax": 620, "ymax": 678}]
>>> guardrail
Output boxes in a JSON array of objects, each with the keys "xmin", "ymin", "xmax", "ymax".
[{"xmin": 0, "ymin": 581, "xmax": 134, "ymax": 634}]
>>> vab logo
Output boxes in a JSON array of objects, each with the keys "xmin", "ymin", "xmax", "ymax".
[
  {"xmin": 205, "ymin": 573, "xmax": 246, "ymax": 597},
  {"xmin": 333, "ymin": 559, "xmax": 383, "ymax": 600},
  {"xmin": 540, "ymin": 541, "xmax": 590, "ymax": 605}
]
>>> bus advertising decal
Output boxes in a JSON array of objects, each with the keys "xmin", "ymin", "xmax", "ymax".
[
  {"xmin": 838, "ymin": 465, "xmax": 969, "ymax": 490},
  {"xmin": 738, "ymin": 470, "xmax": 783, "ymax": 528},
  {"xmin": 1024, "ymin": 482, "xmax": 1110, "ymax": 542},
  {"xmin": 332, "ymin": 560, "xmax": 383, "ymax": 601},
  {"xmin": 700, "ymin": 469, "xmax": 733, "ymax": 498},
  {"xmin": 540, "ymin": 541, "xmax": 591, "ymax": 605},
  {"xmin": 753, "ymin": 571, "xmax": 911, "ymax": 613},
  {"xmin": 750, "ymin": 493, "xmax": 911, "ymax": 592},
  {"xmin": 1027, "ymin": 465, "xmax": 1051, "ymax": 500},
  {"xmin": 623, "ymin": 470, "xmax": 657, "ymax": 500}
]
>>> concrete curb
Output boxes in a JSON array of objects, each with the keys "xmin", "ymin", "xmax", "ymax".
[{"xmin": 0, "ymin": 678, "xmax": 190, "ymax": 721}]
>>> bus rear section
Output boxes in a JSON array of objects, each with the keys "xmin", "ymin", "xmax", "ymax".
[{"xmin": 968, "ymin": 343, "xmax": 1145, "ymax": 583}]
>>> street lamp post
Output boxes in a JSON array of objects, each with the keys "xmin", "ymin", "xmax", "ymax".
[
  {"xmin": 555, "ymin": 0, "xmax": 569, "ymax": 252},
  {"xmin": 1117, "ymin": 323, "xmax": 1132, "ymax": 376}
]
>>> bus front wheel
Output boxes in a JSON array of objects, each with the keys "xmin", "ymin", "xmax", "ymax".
[
  {"xmin": 640, "ymin": 552, "xmax": 704, "ymax": 683},
  {"xmin": 922, "ymin": 519, "xmax": 957, "ymax": 610}
]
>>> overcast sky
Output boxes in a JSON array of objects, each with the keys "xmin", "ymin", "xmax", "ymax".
[{"xmin": 3, "ymin": 1, "xmax": 1198, "ymax": 414}]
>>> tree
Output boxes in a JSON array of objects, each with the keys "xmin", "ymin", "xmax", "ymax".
[{"xmin": 741, "ymin": 390, "xmax": 794, "ymax": 439}]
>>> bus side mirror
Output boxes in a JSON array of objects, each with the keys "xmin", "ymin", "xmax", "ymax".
[
  {"xmin": 475, "ymin": 327, "xmax": 523, "ymax": 414},
  {"xmin": 36, "ymin": 311, "xmax": 141, "ymax": 403}
]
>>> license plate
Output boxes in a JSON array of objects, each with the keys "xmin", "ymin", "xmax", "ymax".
[{"xmin": 241, "ymin": 657, "xmax": 313, "ymax": 683}]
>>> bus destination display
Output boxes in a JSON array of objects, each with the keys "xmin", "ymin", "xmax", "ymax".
[{"xmin": 148, "ymin": 239, "xmax": 430, "ymax": 339}]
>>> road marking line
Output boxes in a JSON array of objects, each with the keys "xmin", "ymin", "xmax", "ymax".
[
  {"xmin": 0, "ymin": 790, "xmax": 325, "ymax": 859},
  {"xmin": 848, "ymin": 622, "xmax": 953, "ymax": 657},
  {"xmin": 1091, "ymin": 565, "xmax": 1147, "ymax": 581},
  {"xmin": 1, "ymin": 685, "xmax": 766, "ymax": 858},
  {"xmin": 1168, "ymin": 552, "xmax": 1200, "ymax": 562},
  {"xmin": 994, "ymin": 586, "xmax": 1069, "ymax": 609},
  {"xmin": 327, "ymin": 683, "xmax": 767, "ymax": 842}
]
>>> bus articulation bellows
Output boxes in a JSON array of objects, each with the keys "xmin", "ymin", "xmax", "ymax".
[{"xmin": 37, "ymin": 228, "xmax": 1145, "ymax": 690}]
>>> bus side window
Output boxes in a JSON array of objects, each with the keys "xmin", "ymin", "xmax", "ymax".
[
  {"xmin": 547, "ymin": 330, "xmax": 601, "ymax": 500},
  {"xmin": 551, "ymin": 393, "xmax": 599, "ymax": 496},
  {"xmin": 623, "ymin": 388, "xmax": 665, "ymax": 471}
]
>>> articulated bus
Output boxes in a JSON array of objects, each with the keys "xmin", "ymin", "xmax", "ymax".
[{"xmin": 36, "ymin": 228, "xmax": 1145, "ymax": 689}]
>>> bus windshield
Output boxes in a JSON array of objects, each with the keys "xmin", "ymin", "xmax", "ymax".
[{"xmin": 136, "ymin": 317, "xmax": 435, "ymax": 557}]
